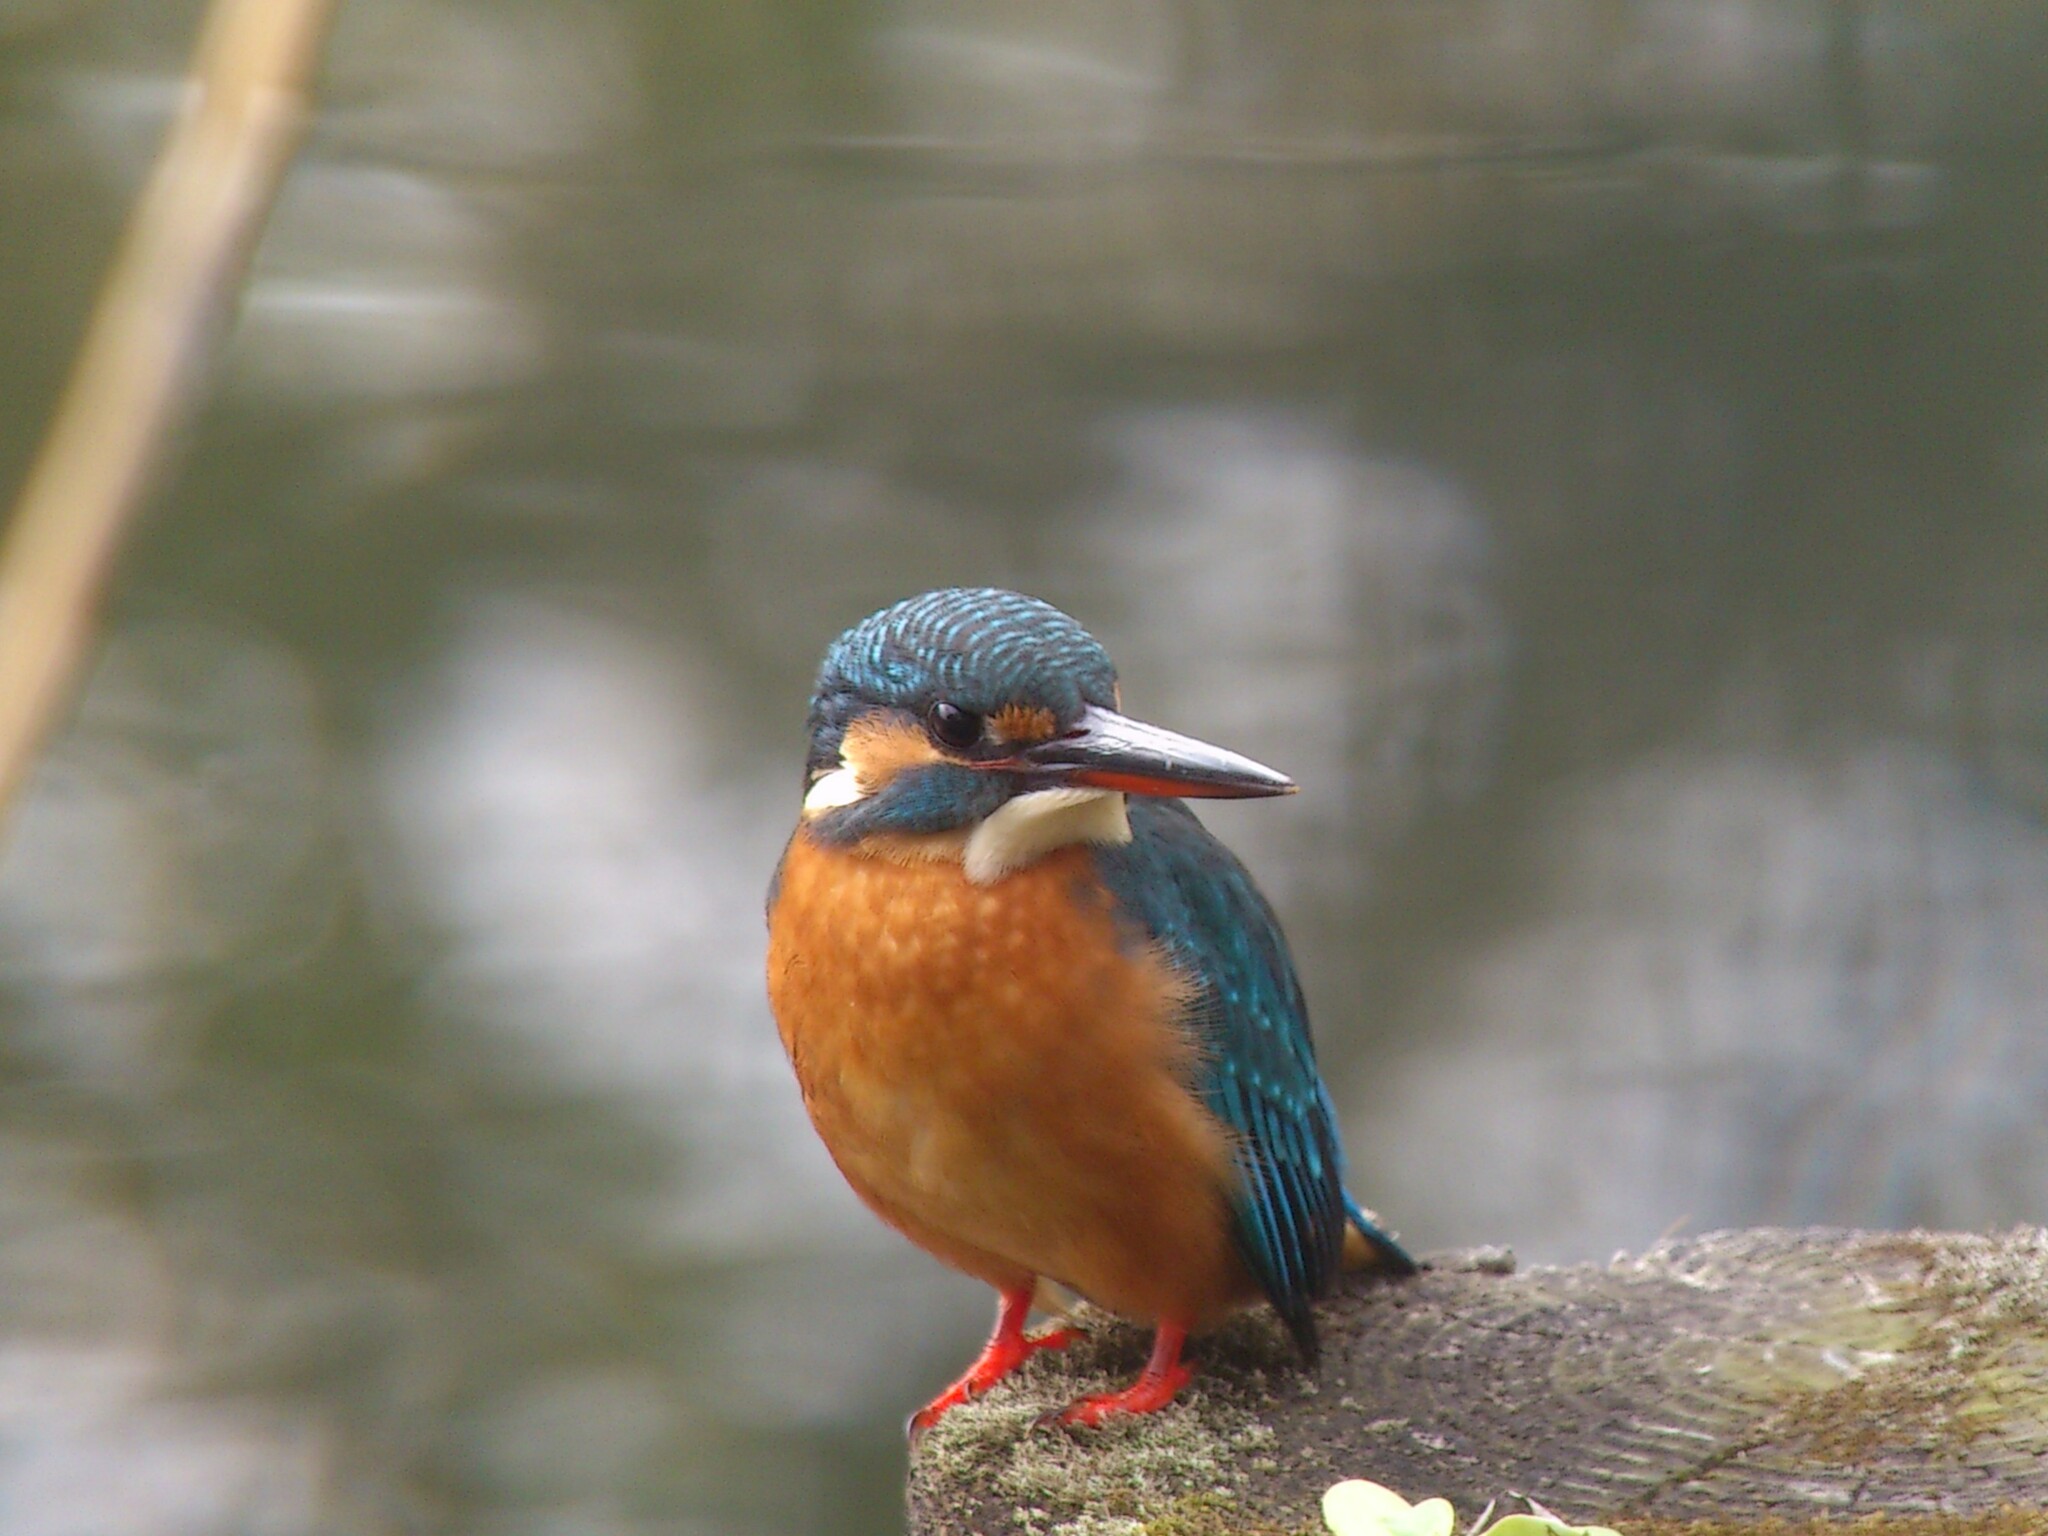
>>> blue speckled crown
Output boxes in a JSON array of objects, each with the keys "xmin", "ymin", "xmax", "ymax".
[{"xmin": 806, "ymin": 588, "xmax": 1118, "ymax": 773}]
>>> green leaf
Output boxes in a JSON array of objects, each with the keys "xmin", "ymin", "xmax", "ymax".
[
  {"xmin": 1478, "ymin": 1515, "xmax": 1624, "ymax": 1536},
  {"xmin": 1320, "ymin": 1479, "xmax": 1456, "ymax": 1536}
]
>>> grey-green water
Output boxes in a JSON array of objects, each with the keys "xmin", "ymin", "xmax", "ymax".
[{"xmin": 2, "ymin": 1, "xmax": 2046, "ymax": 1531}]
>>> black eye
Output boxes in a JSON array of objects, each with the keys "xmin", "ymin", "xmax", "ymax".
[{"xmin": 927, "ymin": 701, "xmax": 984, "ymax": 751}]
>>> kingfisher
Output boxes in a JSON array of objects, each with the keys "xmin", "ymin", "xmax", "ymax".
[{"xmin": 766, "ymin": 587, "xmax": 1414, "ymax": 1435}]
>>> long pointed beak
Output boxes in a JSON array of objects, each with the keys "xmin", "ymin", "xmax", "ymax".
[{"xmin": 1011, "ymin": 704, "xmax": 1295, "ymax": 799}]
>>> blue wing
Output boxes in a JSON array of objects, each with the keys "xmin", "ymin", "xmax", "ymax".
[{"xmin": 1092, "ymin": 798, "xmax": 1412, "ymax": 1358}]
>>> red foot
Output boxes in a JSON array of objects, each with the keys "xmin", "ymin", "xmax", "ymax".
[
  {"xmin": 1044, "ymin": 1320, "xmax": 1192, "ymax": 1429},
  {"xmin": 909, "ymin": 1285, "xmax": 1077, "ymax": 1441}
]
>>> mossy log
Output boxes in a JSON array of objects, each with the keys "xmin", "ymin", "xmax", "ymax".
[{"xmin": 908, "ymin": 1228, "xmax": 2048, "ymax": 1536}]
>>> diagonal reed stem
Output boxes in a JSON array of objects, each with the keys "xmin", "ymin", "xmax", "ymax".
[{"xmin": 0, "ymin": 0, "xmax": 341, "ymax": 842}]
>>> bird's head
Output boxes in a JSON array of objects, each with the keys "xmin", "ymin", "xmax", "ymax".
[{"xmin": 799, "ymin": 588, "xmax": 1292, "ymax": 882}]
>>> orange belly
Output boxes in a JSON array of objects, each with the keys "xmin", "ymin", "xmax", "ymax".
[{"xmin": 766, "ymin": 827, "xmax": 1253, "ymax": 1326}]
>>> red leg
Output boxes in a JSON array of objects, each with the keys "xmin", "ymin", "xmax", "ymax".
[
  {"xmin": 909, "ymin": 1284, "xmax": 1078, "ymax": 1440},
  {"xmin": 1048, "ymin": 1319, "xmax": 1193, "ymax": 1428}
]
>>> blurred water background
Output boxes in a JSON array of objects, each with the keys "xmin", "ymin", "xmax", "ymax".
[{"xmin": 2, "ymin": 1, "xmax": 2046, "ymax": 1531}]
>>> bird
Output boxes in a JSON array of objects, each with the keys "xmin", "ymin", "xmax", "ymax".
[{"xmin": 765, "ymin": 587, "xmax": 1415, "ymax": 1435}]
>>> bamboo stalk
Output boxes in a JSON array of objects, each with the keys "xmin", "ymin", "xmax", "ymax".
[{"xmin": 0, "ymin": 0, "xmax": 341, "ymax": 839}]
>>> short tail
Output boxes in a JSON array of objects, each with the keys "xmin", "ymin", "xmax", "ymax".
[{"xmin": 1340, "ymin": 1192, "xmax": 1419, "ymax": 1276}]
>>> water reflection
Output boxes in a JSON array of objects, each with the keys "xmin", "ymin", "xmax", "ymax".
[
  {"xmin": 239, "ymin": 166, "xmax": 545, "ymax": 411},
  {"xmin": 369, "ymin": 593, "xmax": 827, "ymax": 1251},
  {"xmin": 1357, "ymin": 740, "xmax": 2048, "ymax": 1261},
  {"xmin": 1074, "ymin": 408, "xmax": 1505, "ymax": 910},
  {"xmin": 0, "ymin": 1330, "xmax": 327, "ymax": 1534},
  {"xmin": 0, "ymin": 618, "xmax": 336, "ymax": 1082},
  {"xmin": 1, "ymin": 0, "xmax": 2045, "ymax": 1532}
]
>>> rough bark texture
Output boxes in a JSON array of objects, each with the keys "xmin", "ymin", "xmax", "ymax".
[{"xmin": 908, "ymin": 1228, "xmax": 2048, "ymax": 1536}]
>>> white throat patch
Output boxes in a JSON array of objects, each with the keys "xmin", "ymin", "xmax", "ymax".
[
  {"xmin": 962, "ymin": 787, "xmax": 1131, "ymax": 885},
  {"xmin": 802, "ymin": 761, "xmax": 1131, "ymax": 883},
  {"xmin": 802, "ymin": 764, "xmax": 865, "ymax": 816}
]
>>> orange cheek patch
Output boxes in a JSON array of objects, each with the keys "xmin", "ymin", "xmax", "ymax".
[
  {"xmin": 842, "ymin": 714, "xmax": 944, "ymax": 792},
  {"xmin": 991, "ymin": 704, "xmax": 1058, "ymax": 747}
]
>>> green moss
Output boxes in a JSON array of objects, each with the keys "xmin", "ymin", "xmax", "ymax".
[
  {"xmin": 1118, "ymin": 1506, "xmax": 2048, "ymax": 1536},
  {"xmin": 1134, "ymin": 1489, "xmax": 1314, "ymax": 1535},
  {"xmin": 913, "ymin": 1307, "xmax": 1300, "ymax": 1533},
  {"xmin": 1626, "ymin": 1513, "xmax": 2048, "ymax": 1536},
  {"xmin": 1066, "ymin": 1496, "xmax": 2048, "ymax": 1535}
]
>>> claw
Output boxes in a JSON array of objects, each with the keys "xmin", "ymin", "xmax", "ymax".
[
  {"xmin": 1039, "ymin": 1320, "xmax": 1192, "ymax": 1430},
  {"xmin": 908, "ymin": 1285, "xmax": 1076, "ymax": 1442}
]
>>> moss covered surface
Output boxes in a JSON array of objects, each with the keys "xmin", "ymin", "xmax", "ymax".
[
  {"xmin": 1101, "ymin": 1504, "xmax": 2048, "ymax": 1536},
  {"xmin": 909, "ymin": 1308, "xmax": 1306, "ymax": 1536},
  {"xmin": 908, "ymin": 1230, "xmax": 2048, "ymax": 1536},
  {"xmin": 1630, "ymin": 1518, "xmax": 2048, "ymax": 1536}
]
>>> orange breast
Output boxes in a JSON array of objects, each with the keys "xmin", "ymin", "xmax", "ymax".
[{"xmin": 766, "ymin": 827, "xmax": 1254, "ymax": 1327}]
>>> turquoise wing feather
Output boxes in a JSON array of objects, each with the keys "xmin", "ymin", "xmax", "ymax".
[{"xmin": 1093, "ymin": 798, "xmax": 1412, "ymax": 1358}]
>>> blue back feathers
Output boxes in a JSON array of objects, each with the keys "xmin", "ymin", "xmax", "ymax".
[
  {"xmin": 806, "ymin": 588, "xmax": 1118, "ymax": 779},
  {"xmin": 1095, "ymin": 798, "xmax": 1365, "ymax": 1358}
]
